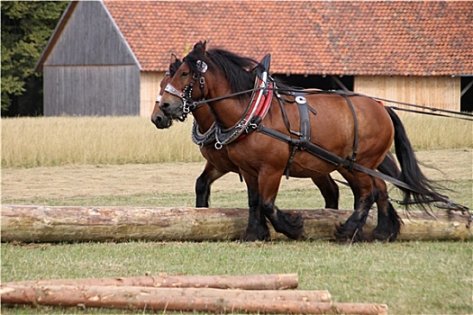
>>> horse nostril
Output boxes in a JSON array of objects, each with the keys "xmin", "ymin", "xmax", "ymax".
[{"xmin": 161, "ymin": 102, "xmax": 170, "ymax": 109}]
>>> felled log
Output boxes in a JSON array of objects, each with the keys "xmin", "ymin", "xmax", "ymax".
[
  {"xmin": 0, "ymin": 285, "xmax": 331, "ymax": 313},
  {"xmin": 0, "ymin": 284, "xmax": 388, "ymax": 315},
  {"xmin": 4, "ymin": 273, "xmax": 298, "ymax": 290},
  {"xmin": 1, "ymin": 205, "xmax": 471, "ymax": 242}
]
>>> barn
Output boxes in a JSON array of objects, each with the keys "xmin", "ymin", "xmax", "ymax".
[{"xmin": 36, "ymin": 1, "xmax": 473, "ymax": 117}]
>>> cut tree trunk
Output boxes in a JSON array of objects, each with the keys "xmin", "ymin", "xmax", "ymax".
[
  {"xmin": 0, "ymin": 284, "xmax": 388, "ymax": 315},
  {"xmin": 4, "ymin": 273, "xmax": 298, "ymax": 290},
  {"xmin": 1, "ymin": 205, "xmax": 470, "ymax": 242}
]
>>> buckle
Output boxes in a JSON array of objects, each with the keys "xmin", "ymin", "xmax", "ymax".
[{"xmin": 295, "ymin": 96, "xmax": 307, "ymax": 105}]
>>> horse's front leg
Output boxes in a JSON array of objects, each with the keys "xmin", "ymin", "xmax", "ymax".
[
  {"xmin": 241, "ymin": 171, "xmax": 270, "ymax": 241},
  {"xmin": 259, "ymin": 168, "xmax": 304, "ymax": 240},
  {"xmin": 195, "ymin": 161, "xmax": 227, "ymax": 207}
]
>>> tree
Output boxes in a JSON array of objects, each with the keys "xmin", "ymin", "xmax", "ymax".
[{"xmin": 1, "ymin": 1, "xmax": 68, "ymax": 116}]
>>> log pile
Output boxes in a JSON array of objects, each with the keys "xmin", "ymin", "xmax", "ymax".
[
  {"xmin": 1, "ymin": 205, "xmax": 471, "ymax": 243},
  {"xmin": 1, "ymin": 274, "xmax": 388, "ymax": 314}
]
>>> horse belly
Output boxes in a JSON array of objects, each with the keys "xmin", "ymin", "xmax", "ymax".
[
  {"xmin": 289, "ymin": 151, "xmax": 339, "ymax": 177},
  {"xmin": 200, "ymin": 146, "xmax": 239, "ymax": 174}
]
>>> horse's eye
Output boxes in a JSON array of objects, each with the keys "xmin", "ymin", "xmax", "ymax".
[{"xmin": 181, "ymin": 72, "xmax": 189, "ymax": 77}]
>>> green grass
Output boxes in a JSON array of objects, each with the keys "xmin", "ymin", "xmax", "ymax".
[
  {"xmin": 1, "ymin": 172, "xmax": 472, "ymax": 314},
  {"xmin": 2, "ymin": 241, "xmax": 472, "ymax": 314},
  {"xmin": 3, "ymin": 178, "xmax": 471, "ymax": 211}
]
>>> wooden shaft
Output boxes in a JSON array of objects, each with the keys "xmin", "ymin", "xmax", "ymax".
[
  {"xmin": 1, "ymin": 205, "xmax": 470, "ymax": 242},
  {"xmin": 3, "ymin": 273, "xmax": 298, "ymax": 290}
]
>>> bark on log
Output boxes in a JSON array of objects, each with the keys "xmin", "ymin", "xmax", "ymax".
[
  {"xmin": 1, "ymin": 205, "xmax": 471, "ymax": 242},
  {"xmin": 0, "ymin": 284, "xmax": 388, "ymax": 315},
  {"xmin": 4, "ymin": 273, "xmax": 298, "ymax": 290}
]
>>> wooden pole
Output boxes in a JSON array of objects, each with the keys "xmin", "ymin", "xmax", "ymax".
[
  {"xmin": 3, "ymin": 273, "xmax": 298, "ymax": 290},
  {"xmin": 0, "ymin": 284, "xmax": 388, "ymax": 315},
  {"xmin": 0, "ymin": 285, "xmax": 331, "ymax": 312},
  {"xmin": 1, "ymin": 205, "xmax": 470, "ymax": 242}
]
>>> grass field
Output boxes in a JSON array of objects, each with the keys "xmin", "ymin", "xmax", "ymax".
[
  {"xmin": 1, "ymin": 114, "xmax": 472, "ymax": 314},
  {"xmin": 2, "ymin": 148, "xmax": 472, "ymax": 314},
  {"xmin": 2, "ymin": 242, "xmax": 471, "ymax": 315},
  {"xmin": 2, "ymin": 112, "xmax": 472, "ymax": 168}
]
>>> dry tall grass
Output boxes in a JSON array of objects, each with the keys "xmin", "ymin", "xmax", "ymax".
[
  {"xmin": 1, "ymin": 116, "xmax": 202, "ymax": 168},
  {"xmin": 397, "ymin": 112, "xmax": 473, "ymax": 150},
  {"xmin": 1, "ymin": 113, "xmax": 471, "ymax": 168}
]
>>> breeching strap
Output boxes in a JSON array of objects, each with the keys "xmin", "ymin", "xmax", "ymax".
[{"xmin": 258, "ymin": 125, "xmax": 420, "ymax": 192}]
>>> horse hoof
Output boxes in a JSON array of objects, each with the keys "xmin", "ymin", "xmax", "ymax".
[
  {"xmin": 282, "ymin": 213, "xmax": 304, "ymax": 240},
  {"xmin": 373, "ymin": 229, "xmax": 398, "ymax": 242},
  {"xmin": 334, "ymin": 223, "xmax": 364, "ymax": 243},
  {"xmin": 242, "ymin": 227, "xmax": 270, "ymax": 242}
]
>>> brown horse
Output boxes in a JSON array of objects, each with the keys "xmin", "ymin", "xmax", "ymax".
[
  {"xmin": 160, "ymin": 42, "xmax": 442, "ymax": 242},
  {"xmin": 152, "ymin": 55, "xmax": 340, "ymax": 209}
]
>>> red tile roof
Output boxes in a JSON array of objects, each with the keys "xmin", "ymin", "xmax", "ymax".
[{"xmin": 102, "ymin": 1, "xmax": 473, "ymax": 75}]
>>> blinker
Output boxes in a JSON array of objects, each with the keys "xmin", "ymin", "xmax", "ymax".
[{"xmin": 196, "ymin": 60, "xmax": 208, "ymax": 73}]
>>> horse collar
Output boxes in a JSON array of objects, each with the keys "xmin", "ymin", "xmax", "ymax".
[
  {"xmin": 192, "ymin": 121, "xmax": 216, "ymax": 146},
  {"xmin": 214, "ymin": 77, "xmax": 274, "ymax": 149}
]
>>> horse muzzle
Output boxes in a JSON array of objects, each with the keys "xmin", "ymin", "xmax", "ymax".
[
  {"xmin": 151, "ymin": 110, "xmax": 173, "ymax": 129},
  {"xmin": 160, "ymin": 99, "xmax": 187, "ymax": 122}
]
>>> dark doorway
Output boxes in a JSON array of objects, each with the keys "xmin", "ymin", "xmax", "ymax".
[
  {"xmin": 273, "ymin": 74, "xmax": 354, "ymax": 91},
  {"xmin": 461, "ymin": 77, "xmax": 473, "ymax": 112}
]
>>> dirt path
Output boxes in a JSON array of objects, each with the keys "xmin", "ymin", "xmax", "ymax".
[{"xmin": 2, "ymin": 149, "xmax": 471, "ymax": 201}]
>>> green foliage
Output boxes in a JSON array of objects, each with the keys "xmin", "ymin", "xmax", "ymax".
[{"xmin": 1, "ymin": 1, "xmax": 68, "ymax": 115}]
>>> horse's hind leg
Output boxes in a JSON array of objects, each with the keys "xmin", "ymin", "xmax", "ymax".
[
  {"xmin": 335, "ymin": 170, "xmax": 375, "ymax": 242},
  {"xmin": 260, "ymin": 169, "xmax": 304, "ymax": 240},
  {"xmin": 311, "ymin": 175, "xmax": 339, "ymax": 209},
  {"xmin": 195, "ymin": 162, "xmax": 227, "ymax": 207},
  {"xmin": 372, "ymin": 177, "xmax": 402, "ymax": 242}
]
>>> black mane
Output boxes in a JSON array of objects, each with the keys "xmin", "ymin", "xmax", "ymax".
[
  {"xmin": 184, "ymin": 42, "xmax": 302, "ymax": 98},
  {"xmin": 184, "ymin": 43, "xmax": 258, "ymax": 99}
]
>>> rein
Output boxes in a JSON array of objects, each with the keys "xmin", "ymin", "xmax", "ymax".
[{"xmin": 181, "ymin": 86, "xmax": 473, "ymax": 122}]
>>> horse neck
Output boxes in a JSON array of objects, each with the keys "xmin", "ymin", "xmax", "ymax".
[
  {"xmin": 192, "ymin": 104, "xmax": 215, "ymax": 132},
  {"xmin": 205, "ymin": 76, "xmax": 249, "ymax": 129}
]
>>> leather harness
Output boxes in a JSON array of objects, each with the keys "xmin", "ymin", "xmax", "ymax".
[{"xmin": 164, "ymin": 55, "xmax": 470, "ymax": 212}]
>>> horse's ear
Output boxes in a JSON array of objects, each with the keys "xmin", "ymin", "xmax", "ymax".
[
  {"xmin": 193, "ymin": 40, "xmax": 207, "ymax": 55},
  {"xmin": 170, "ymin": 53, "xmax": 178, "ymax": 64}
]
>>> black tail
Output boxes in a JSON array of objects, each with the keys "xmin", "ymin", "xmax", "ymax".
[
  {"xmin": 377, "ymin": 152, "xmax": 401, "ymax": 179},
  {"xmin": 385, "ymin": 107, "xmax": 448, "ymax": 210}
]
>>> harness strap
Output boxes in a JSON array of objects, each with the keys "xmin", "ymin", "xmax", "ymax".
[
  {"xmin": 283, "ymin": 93, "xmax": 312, "ymax": 178},
  {"xmin": 343, "ymin": 95, "xmax": 359, "ymax": 169},
  {"xmin": 258, "ymin": 125, "xmax": 419, "ymax": 192},
  {"xmin": 297, "ymin": 95, "xmax": 311, "ymax": 144}
]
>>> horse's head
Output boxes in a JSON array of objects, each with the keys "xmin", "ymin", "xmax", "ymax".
[
  {"xmin": 151, "ymin": 54, "xmax": 182, "ymax": 129},
  {"xmin": 161, "ymin": 41, "xmax": 259, "ymax": 122},
  {"xmin": 160, "ymin": 41, "xmax": 212, "ymax": 122}
]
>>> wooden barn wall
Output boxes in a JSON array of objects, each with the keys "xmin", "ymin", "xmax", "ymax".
[
  {"xmin": 354, "ymin": 76, "xmax": 460, "ymax": 111},
  {"xmin": 140, "ymin": 72, "xmax": 165, "ymax": 117},
  {"xmin": 44, "ymin": 1, "xmax": 137, "ymax": 66},
  {"xmin": 43, "ymin": 65, "xmax": 140, "ymax": 116}
]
